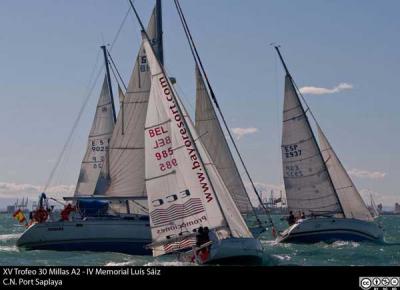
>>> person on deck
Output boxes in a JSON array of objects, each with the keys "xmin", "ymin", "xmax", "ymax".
[
  {"xmin": 287, "ymin": 211, "xmax": 295, "ymax": 226},
  {"xmin": 301, "ymin": 212, "xmax": 306, "ymax": 219},
  {"xmin": 60, "ymin": 203, "xmax": 75, "ymax": 221}
]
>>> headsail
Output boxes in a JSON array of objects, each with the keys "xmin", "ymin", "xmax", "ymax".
[
  {"xmin": 143, "ymin": 37, "xmax": 251, "ymax": 257},
  {"xmin": 97, "ymin": 5, "xmax": 163, "ymax": 197},
  {"xmin": 74, "ymin": 76, "xmax": 115, "ymax": 196},
  {"xmin": 318, "ymin": 125, "xmax": 373, "ymax": 221},
  {"xmin": 194, "ymin": 66, "xmax": 253, "ymax": 214},
  {"xmin": 281, "ymin": 75, "xmax": 343, "ymax": 216}
]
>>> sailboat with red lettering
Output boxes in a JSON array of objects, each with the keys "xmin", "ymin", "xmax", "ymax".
[{"xmin": 129, "ymin": 0, "xmax": 263, "ymax": 263}]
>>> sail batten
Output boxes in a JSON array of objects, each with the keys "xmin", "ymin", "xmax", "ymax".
[
  {"xmin": 194, "ymin": 66, "xmax": 253, "ymax": 214},
  {"xmin": 317, "ymin": 125, "xmax": 373, "ymax": 221},
  {"xmin": 281, "ymin": 75, "xmax": 343, "ymax": 216},
  {"xmin": 74, "ymin": 76, "xmax": 115, "ymax": 197}
]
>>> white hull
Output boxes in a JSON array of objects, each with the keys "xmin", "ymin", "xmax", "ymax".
[
  {"xmin": 276, "ymin": 217, "xmax": 384, "ymax": 244},
  {"xmin": 178, "ymin": 237, "xmax": 263, "ymax": 265},
  {"xmin": 17, "ymin": 216, "xmax": 152, "ymax": 255}
]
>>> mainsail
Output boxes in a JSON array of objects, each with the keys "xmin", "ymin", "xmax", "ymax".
[
  {"xmin": 74, "ymin": 76, "xmax": 115, "ymax": 196},
  {"xmin": 143, "ymin": 37, "xmax": 251, "ymax": 257},
  {"xmin": 194, "ymin": 66, "xmax": 253, "ymax": 214},
  {"xmin": 97, "ymin": 5, "xmax": 163, "ymax": 198},
  {"xmin": 318, "ymin": 125, "xmax": 373, "ymax": 221},
  {"xmin": 281, "ymin": 75, "xmax": 343, "ymax": 216}
]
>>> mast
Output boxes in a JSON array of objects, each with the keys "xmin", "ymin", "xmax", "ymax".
[
  {"xmin": 128, "ymin": 0, "xmax": 233, "ymax": 236},
  {"xmin": 155, "ymin": 0, "xmax": 163, "ymax": 65},
  {"xmin": 274, "ymin": 45, "xmax": 345, "ymax": 216},
  {"xmin": 101, "ymin": 45, "xmax": 117, "ymax": 122},
  {"xmin": 174, "ymin": 0, "xmax": 274, "ymax": 227}
]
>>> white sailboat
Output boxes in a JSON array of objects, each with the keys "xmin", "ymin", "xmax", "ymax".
[
  {"xmin": 369, "ymin": 194, "xmax": 380, "ymax": 219},
  {"xmin": 17, "ymin": 2, "xmax": 163, "ymax": 254},
  {"xmin": 141, "ymin": 30, "xmax": 263, "ymax": 264},
  {"xmin": 274, "ymin": 46, "xmax": 384, "ymax": 244}
]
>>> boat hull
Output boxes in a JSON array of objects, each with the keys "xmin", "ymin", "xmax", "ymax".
[
  {"xmin": 276, "ymin": 217, "xmax": 384, "ymax": 244},
  {"xmin": 17, "ymin": 217, "xmax": 152, "ymax": 255},
  {"xmin": 204, "ymin": 237, "xmax": 263, "ymax": 265}
]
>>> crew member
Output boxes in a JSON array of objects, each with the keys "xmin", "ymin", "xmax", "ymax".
[
  {"xmin": 287, "ymin": 211, "xmax": 295, "ymax": 226},
  {"xmin": 60, "ymin": 203, "xmax": 75, "ymax": 221}
]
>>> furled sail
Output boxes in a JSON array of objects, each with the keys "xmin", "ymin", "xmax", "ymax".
[
  {"xmin": 317, "ymin": 125, "xmax": 373, "ymax": 221},
  {"xmin": 74, "ymin": 76, "xmax": 115, "ymax": 196},
  {"xmin": 281, "ymin": 75, "xmax": 343, "ymax": 216},
  {"xmin": 97, "ymin": 5, "xmax": 163, "ymax": 197},
  {"xmin": 194, "ymin": 66, "xmax": 253, "ymax": 214},
  {"xmin": 143, "ymin": 37, "xmax": 251, "ymax": 257}
]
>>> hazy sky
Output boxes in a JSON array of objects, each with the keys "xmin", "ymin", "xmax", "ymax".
[{"xmin": 0, "ymin": 0, "xmax": 398, "ymax": 209}]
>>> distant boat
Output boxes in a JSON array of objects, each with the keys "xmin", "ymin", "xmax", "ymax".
[
  {"xmin": 369, "ymin": 194, "xmax": 380, "ymax": 219},
  {"xmin": 17, "ymin": 1, "xmax": 163, "ymax": 255},
  {"xmin": 138, "ymin": 19, "xmax": 263, "ymax": 264},
  {"xmin": 273, "ymin": 46, "xmax": 384, "ymax": 244}
]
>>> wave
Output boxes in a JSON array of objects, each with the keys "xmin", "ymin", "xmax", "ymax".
[
  {"xmin": 272, "ymin": 254, "xmax": 292, "ymax": 261},
  {"xmin": 144, "ymin": 261, "xmax": 195, "ymax": 266},
  {"xmin": 0, "ymin": 245, "xmax": 18, "ymax": 252},
  {"xmin": 329, "ymin": 241, "xmax": 360, "ymax": 248},
  {"xmin": 0, "ymin": 233, "xmax": 21, "ymax": 241},
  {"xmin": 105, "ymin": 261, "xmax": 136, "ymax": 266}
]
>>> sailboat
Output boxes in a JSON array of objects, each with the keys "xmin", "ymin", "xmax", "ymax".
[
  {"xmin": 138, "ymin": 11, "xmax": 263, "ymax": 262},
  {"xmin": 369, "ymin": 194, "xmax": 380, "ymax": 218},
  {"xmin": 273, "ymin": 46, "xmax": 384, "ymax": 244},
  {"xmin": 17, "ymin": 2, "xmax": 163, "ymax": 254}
]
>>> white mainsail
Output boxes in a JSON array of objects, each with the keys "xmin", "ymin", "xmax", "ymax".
[
  {"xmin": 281, "ymin": 75, "xmax": 343, "ymax": 216},
  {"xmin": 318, "ymin": 125, "xmax": 373, "ymax": 221},
  {"xmin": 74, "ymin": 76, "xmax": 115, "ymax": 196},
  {"xmin": 97, "ymin": 6, "xmax": 162, "ymax": 198},
  {"xmin": 194, "ymin": 66, "xmax": 253, "ymax": 214},
  {"xmin": 143, "ymin": 37, "xmax": 252, "ymax": 257}
]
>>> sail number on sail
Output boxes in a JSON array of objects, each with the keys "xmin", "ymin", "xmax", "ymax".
[
  {"xmin": 283, "ymin": 144, "xmax": 302, "ymax": 158},
  {"xmin": 90, "ymin": 139, "xmax": 108, "ymax": 169},
  {"xmin": 149, "ymin": 126, "xmax": 178, "ymax": 171}
]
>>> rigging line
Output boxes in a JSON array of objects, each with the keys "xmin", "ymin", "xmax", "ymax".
[
  {"xmin": 43, "ymin": 7, "xmax": 133, "ymax": 193},
  {"xmin": 43, "ymin": 66, "xmax": 104, "ymax": 193},
  {"xmin": 174, "ymin": 0, "xmax": 274, "ymax": 228},
  {"xmin": 107, "ymin": 50, "xmax": 128, "ymax": 91},
  {"xmin": 109, "ymin": 5, "xmax": 132, "ymax": 51}
]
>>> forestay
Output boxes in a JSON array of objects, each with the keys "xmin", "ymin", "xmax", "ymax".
[
  {"xmin": 318, "ymin": 125, "xmax": 373, "ymax": 221},
  {"xmin": 281, "ymin": 75, "xmax": 343, "ymax": 216},
  {"xmin": 74, "ymin": 76, "xmax": 115, "ymax": 196},
  {"xmin": 194, "ymin": 66, "xmax": 253, "ymax": 214},
  {"xmin": 97, "ymin": 6, "xmax": 163, "ymax": 198},
  {"xmin": 143, "ymin": 38, "xmax": 251, "ymax": 257}
]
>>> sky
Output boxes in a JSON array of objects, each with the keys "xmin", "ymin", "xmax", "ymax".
[{"xmin": 0, "ymin": 0, "xmax": 398, "ymax": 210}]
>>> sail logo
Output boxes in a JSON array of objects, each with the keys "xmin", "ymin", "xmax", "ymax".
[
  {"xmin": 152, "ymin": 189, "xmax": 191, "ymax": 207},
  {"xmin": 150, "ymin": 197, "xmax": 205, "ymax": 227},
  {"xmin": 158, "ymin": 76, "xmax": 214, "ymax": 203}
]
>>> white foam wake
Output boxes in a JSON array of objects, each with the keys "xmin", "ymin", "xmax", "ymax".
[
  {"xmin": 0, "ymin": 245, "xmax": 18, "ymax": 252},
  {"xmin": 0, "ymin": 233, "xmax": 21, "ymax": 241}
]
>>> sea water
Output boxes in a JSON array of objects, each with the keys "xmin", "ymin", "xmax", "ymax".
[{"xmin": 0, "ymin": 213, "xmax": 399, "ymax": 266}]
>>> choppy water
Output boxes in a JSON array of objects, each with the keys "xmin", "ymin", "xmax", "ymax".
[{"xmin": 0, "ymin": 213, "xmax": 399, "ymax": 266}]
